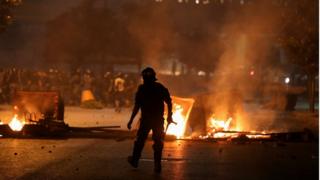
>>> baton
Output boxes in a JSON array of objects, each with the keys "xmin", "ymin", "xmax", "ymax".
[{"xmin": 165, "ymin": 121, "xmax": 177, "ymax": 134}]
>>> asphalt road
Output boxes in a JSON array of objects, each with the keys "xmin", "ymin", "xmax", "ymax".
[{"xmin": 0, "ymin": 138, "xmax": 318, "ymax": 180}]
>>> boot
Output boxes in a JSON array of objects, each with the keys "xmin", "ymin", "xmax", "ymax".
[
  {"xmin": 154, "ymin": 161, "xmax": 161, "ymax": 173},
  {"xmin": 153, "ymin": 141, "xmax": 163, "ymax": 173},
  {"xmin": 128, "ymin": 140, "xmax": 144, "ymax": 168},
  {"xmin": 153, "ymin": 150, "xmax": 162, "ymax": 173},
  {"xmin": 127, "ymin": 156, "xmax": 138, "ymax": 168}
]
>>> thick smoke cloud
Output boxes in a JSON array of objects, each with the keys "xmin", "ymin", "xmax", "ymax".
[{"xmin": 120, "ymin": 1, "xmax": 308, "ymax": 132}]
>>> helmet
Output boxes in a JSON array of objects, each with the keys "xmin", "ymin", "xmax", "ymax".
[{"xmin": 141, "ymin": 67, "xmax": 157, "ymax": 82}]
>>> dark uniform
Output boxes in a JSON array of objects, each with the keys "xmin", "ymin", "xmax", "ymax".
[{"xmin": 127, "ymin": 67, "xmax": 172, "ymax": 173}]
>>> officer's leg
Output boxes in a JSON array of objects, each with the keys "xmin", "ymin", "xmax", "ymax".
[
  {"xmin": 131, "ymin": 125, "xmax": 150, "ymax": 165},
  {"xmin": 152, "ymin": 124, "xmax": 164, "ymax": 172}
]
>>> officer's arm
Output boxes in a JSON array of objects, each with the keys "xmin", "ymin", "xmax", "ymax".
[
  {"xmin": 129, "ymin": 104, "xmax": 140, "ymax": 124},
  {"xmin": 164, "ymin": 88, "xmax": 173, "ymax": 123}
]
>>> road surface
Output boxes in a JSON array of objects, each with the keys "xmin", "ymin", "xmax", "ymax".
[{"xmin": 0, "ymin": 138, "xmax": 318, "ymax": 180}]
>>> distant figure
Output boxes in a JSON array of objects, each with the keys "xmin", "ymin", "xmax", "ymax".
[
  {"xmin": 82, "ymin": 69, "xmax": 94, "ymax": 90},
  {"xmin": 127, "ymin": 67, "xmax": 173, "ymax": 173},
  {"xmin": 113, "ymin": 73, "xmax": 126, "ymax": 112},
  {"xmin": 103, "ymin": 71, "xmax": 113, "ymax": 107}
]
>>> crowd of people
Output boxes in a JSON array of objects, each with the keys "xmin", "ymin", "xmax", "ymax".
[{"xmin": 0, "ymin": 67, "xmax": 139, "ymax": 110}]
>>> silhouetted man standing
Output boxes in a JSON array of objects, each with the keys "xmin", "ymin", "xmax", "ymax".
[{"xmin": 127, "ymin": 67, "xmax": 173, "ymax": 173}]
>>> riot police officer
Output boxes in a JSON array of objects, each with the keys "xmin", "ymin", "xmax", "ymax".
[{"xmin": 127, "ymin": 67, "xmax": 173, "ymax": 173}]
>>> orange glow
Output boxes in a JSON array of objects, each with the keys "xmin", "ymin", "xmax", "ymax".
[
  {"xmin": 8, "ymin": 115, "xmax": 24, "ymax": 131},
  {"xmin": 212, "ymin": 132, "xmax": 239, "ymax": 138},
  {"xmin": 246, "ymin": 134, "xmax": 271, "ymax": 139},
  {"xmin": 207, "ymin": 116, "xmax": 238, "ymax": 139},
  {"xmin": 207, "ymin": 115, "xmax": 238, "ymax": 138},
  {"xmin": 166, "ymin": 105, "xmax": 186, "ymax": 138},
  {"xmin": 165, "ymin": 97, "xmax": 194, "ymax": 139},
  {"xmin": 205, "ymin": 115, "xmax": 271, "ymax": 139},
  {"xmin": 208, "ymin": 117, "xmax": 233, "ymax": 131}
]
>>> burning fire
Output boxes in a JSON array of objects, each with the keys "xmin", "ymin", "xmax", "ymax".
[
  {"xmin": 166, "ymin": 104, "xmax": 186, "ymax": 138},
  {"xmin": 208, "ymin": 117, "xmax": 233, "ymax": 131},
  {"xmin": 205, "ymin": 115, "xmax": 271, "ymax": 139},
  {"xmin": 8, "ymin": 115, "xmax": 24, "ymax": 131},
  {"xmin": 162, "ymin": 96, "xmax": 270, "ymax": 140},
  {"xmin": 165, "ymin": 97, "xmax": 194, "ymax": 139},
  {"xmin": 207, "ymin": 116, "xmax": 236, "ymax": 138}
]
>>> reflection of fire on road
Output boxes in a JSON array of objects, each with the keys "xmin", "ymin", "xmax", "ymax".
[
  {"xmin": 165, "ymin": 96, "xmax": 194, "ymax": 139},
  {"xmin": 8, "ymin": 114, "xmax": 25, "ymax": 131}
]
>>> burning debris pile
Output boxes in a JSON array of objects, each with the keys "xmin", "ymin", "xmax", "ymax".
[
  {"xmin": 165, "ymin": 96, "xmax": 248, "ymax": 139},
  {"xmin": 0, "ymin": 91, "xmax": 122, "ymax": 138},
  {"xmin": 0, "ymin": 91, "xmax": 68, "ymax": 137},
  {"xmin": 208, "ymin": 117, "xmax": 233, "ymax": 132},
  {"xmin": 204, "ymin": 113, "xmax": 271, "ymax": 139},
  {"xmin": 164, "ymin": 95, "xmax": 313, "ymax": 142}
]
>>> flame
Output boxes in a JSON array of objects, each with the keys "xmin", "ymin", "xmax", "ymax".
[
  {"xmin": 166, "ymin": 105, "xmax": 186, "ymax": 138},
  {"xmin": 205, "ymin": 115, "xmax": 271, "ymax": 139},
  {"xmin": 246, "ymin": 134, "xmax": 271, "ymax": 139},
  {"xmin": 165, "ymin": 97, "xmax": 194, "ymax": 139},
  {"xmin": 206, "ymin": 115, "xmax": 239, "ymax": 138},
  {"xmin": 8, "ymin": 115, "xmax": 24, "ymax": 131},
  {"xmin": 212, "ymin": 132, "xmax": 239, "ymax": 138},
  {"xmin": 208, "ymin": 117, "xmax": 233, "ymax": 131}
]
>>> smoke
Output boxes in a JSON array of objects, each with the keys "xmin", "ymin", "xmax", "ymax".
[
  {"xmin": 126, "ymin": 1, "xmax": 295, "ymax": 132},
  {"xmin": 205, "ymin": 1, "xmax": 287, "ymax": 132},
  {"xmin": 126, "ymin": 2, "xmax": 175, "ymax": 69},
  {"xmin": 0, "ymin": 0, "xmax": 82, "ymax": 68}
]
